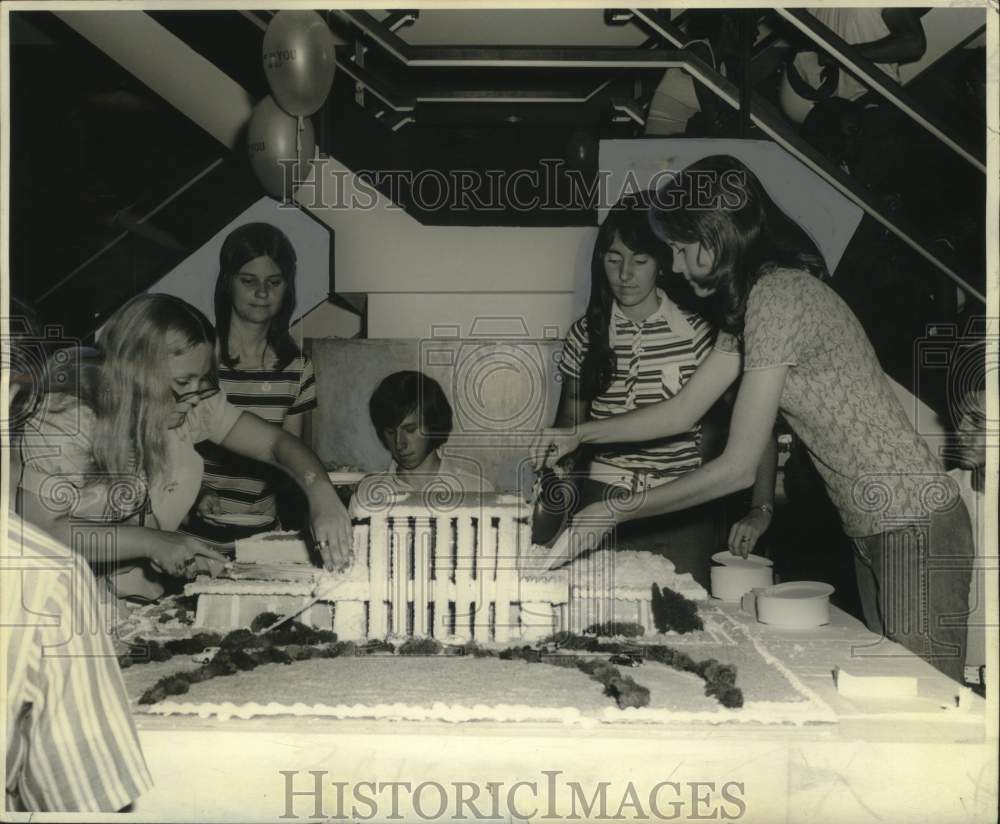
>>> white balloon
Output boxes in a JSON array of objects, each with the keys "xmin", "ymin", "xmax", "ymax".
[
  {"xmin": 247, "ymin": 96, "xmax": 316, "ymax": 200},
  {"xmin": 263, "ymin": 10, "xmax": 337, "ymax": 117}
]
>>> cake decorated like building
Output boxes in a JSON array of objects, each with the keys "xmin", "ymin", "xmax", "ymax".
[
  {"xmin": 185, "ymin": 493, "xmax": 708, "ymax": 643},
  {"xmin": 123, "ymin": 494, "xmax": 853, "ymax": 728}
]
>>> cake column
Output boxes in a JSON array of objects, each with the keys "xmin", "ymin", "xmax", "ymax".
[
  {"xmin": 493, "ymin": 513, "xmax": 515, "ymax": 643},
  {"xmin": 479, "ymin": 512, "xmax": 495, "ymax": 641},
  {"xmin": 596, "ymin": 551, "xmax": 608, "ymax": 628},
  {"xmin": 638, "ymin": 598, "xmax": 651, "ymax": 634},
  {"xmin": 412, "ymin": 516, "xmax": 432, "ymax": 637},
  {"xmin": 229, "ymin": 592, "xmax": 241, "ymax": 629},
  {"xmin": 369, "ymin": 514, "xmax": 389, "ymax": 638},
  {"xmin": 433, "ymin": 517, "xmax": 454, "ymax": 638},
  {"xmin": 569, "ymin": 585, "xmax": 583, "ymax": 635},
  {"xmin": 477, "ymin": 511, "xmax": 496, "ymax": 642},
  {"xmin": 390, "ymin": 517, "xmax": 409, "ymax": 635},
  {"xmin": 456, "ymin": 514, "xmax": 477, "ymax": 640}
]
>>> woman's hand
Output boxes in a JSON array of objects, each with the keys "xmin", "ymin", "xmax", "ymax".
[
  {"xmin": 728, "ymin": 507, "xmax": 773, "ymax": 558},
  {"xmin": 529, "ymin": 428, "xmax": 582, "ymax": 471},
  {"xmin": 541, "ymin": 502, "xmax": 618, "ymax": 572},
  {"xmin": 308, "ymin": 489, "xmax": 353, "ymax": 572},
  {"xmin": 148, "ymin": 531, "xmax": 228, "ymax": 579},
  {"xmin": 220, "ymin": 415, "xmax": 352, "ymax": 571},
  {"xmin": 196, "ymin": 491, "xmax": 223, "ymax": 519}
]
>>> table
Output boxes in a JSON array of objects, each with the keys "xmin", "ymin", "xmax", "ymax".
[{"xmin": 126, "ymin": 605, "xmax": 996, "ymax": 823}]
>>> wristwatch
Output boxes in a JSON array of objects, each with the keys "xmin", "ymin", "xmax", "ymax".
[{"xmin": 753, "ymin": 503, "xmax": 774, "ymax": 516}]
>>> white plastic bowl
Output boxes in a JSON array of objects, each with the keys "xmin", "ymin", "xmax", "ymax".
[
  {"xmin": 710, "ymin": 563, "xmax": 774, "ymax": 602},
  {"xmin": 756, "ymin": 581, "xmax": 835, "ymax": 628}
]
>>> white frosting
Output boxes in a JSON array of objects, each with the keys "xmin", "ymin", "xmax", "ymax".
[
  {"xmin": 235, "ymin": 531, "xmax": 310, "ymax": 564},
  {"xmin": 142, "ymin": 697, "xmax": 835, "ymax": 726},
  {"xmin": 139, "ymin": 591, "xmax": 840, "ymax": 727},
  {"xmin": 186, "ymin": 580, "xmax": 315, "ymax": 597},
  {"xmin": 601, "ymin": 699, "xmax": 837, "ymax": 726},
  {"xmin": 143, "ymin": 701, "xmax": 589, "ymax": 725},
  {"xmin": 191, "ymin": 507, "xmax": 709, "ymax": 639}
]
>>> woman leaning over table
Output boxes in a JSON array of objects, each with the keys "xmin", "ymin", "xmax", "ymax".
[
  {"xmin": 18, "ymin": 293, "xmax": 351, "ymax": 602},
  {"xmin": 533, "ymin": 155, "xmax": 973, "ymax": 683}
]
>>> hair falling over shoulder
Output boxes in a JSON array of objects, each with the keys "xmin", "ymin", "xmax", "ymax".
[
  {"xmin": 580, "ymin": 193, "xmax": 676, "ymax": 402},
  {"xmin": 648, "ymin": 155, "xmax": 827, "ymax": 336},
  {"xmin": 88, "ymin": 294, "xmax": 217, "ymax": 482}
]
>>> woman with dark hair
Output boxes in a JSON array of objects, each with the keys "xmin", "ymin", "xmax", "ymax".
[
  {"xmin": 550, "ymin": 194, "xmax": 776, "ymax": 586},
  {"xmin": 18, "ymin": 293, "xmax": 351, "ymax": 602},
  {"xmin": 352, "ymin": 371, "xmax": 493, "ymax": 507},
  {"xmin": 189, "ymin": 223, "xmax": 318, "ymax": 539},
  {"xmin": 534, "ymin": 155, "xmax": 973, "ymax": 683}
]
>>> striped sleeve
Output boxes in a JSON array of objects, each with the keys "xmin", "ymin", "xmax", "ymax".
[
  {"xmin": 559, "ymin": 318, "xmax": 589, "ymax": 380},
  {"xmin": 288, "ymin": 356, "xmax": 317, "ymax": 416},
  {"xmin": 5, "ymin": 518, "xmax": 153, "ymax": 811}
]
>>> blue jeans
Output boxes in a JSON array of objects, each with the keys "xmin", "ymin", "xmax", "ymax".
[{"xmin": 852, "ymin": 498, "xmax": 974, "ymax": 684}]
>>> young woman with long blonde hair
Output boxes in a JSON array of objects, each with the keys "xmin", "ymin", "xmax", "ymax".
[{"xmin": 19, "ymin": 293, "xmax": 351, "ymax": 600}]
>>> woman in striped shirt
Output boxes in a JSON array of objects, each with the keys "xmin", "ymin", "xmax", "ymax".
[
  {"xmin": 553, "ymin": 196, "xmax": 776, "ymax": 586},
  {"xmin": 188, "ymin": 223, "xmax": 318, "ymax": 541}
]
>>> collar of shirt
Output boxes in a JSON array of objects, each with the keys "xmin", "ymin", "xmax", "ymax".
[
  {"xmin": 611, "ymin": 288, "xmax": 669, "ymax": 329},
  {"xmin": 610, "ymin": 289, "xmax": 695, "ymax": 348},
  {"xmin": 386, "ymin": 448, "xmax": 445, "ymax": 490}
]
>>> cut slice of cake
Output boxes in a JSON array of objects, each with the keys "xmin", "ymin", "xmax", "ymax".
[{"xmin": 234, "ymin": 530, "xmax": 311, "ymax": 565}]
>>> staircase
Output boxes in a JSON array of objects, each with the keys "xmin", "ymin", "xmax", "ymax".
[
  {"xmin": 8, "ymin": 12, "xmax": 264, "ymax": 340},
  {"xmin": 7, "ymin": 8, "xmax": 988, "ymax": 417}
]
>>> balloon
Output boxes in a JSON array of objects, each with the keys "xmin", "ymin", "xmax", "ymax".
[
  {"xmin": 247, "ymin": 96, "xmax": 316, "ymax": 201},
  {"xmin": 263, "ymin": 10, "xmax": 337, "ymax": 117}
]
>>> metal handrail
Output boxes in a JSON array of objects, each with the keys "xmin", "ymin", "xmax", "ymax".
[
  {"xmin": 35, "ymin": 158, "xmax": 226, "ymax": 304},
  {"xmin": 339, "ymin": 10, "xmax": 984, "ymax": 305},
  {"xmin": 775, "ymin": 8, "xmax": 985, "ymax": 174}
]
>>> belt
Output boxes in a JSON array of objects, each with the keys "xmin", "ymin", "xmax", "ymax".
[{"xmin": 588, "ymin": 458, "xmax": 678, "ymax": 493}]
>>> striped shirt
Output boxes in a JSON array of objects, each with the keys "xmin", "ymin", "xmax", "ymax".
[
  {"xmin": 559, "ymin": 290, "xmax": 715, "ymax": 476},
  {"xmin": 3, "ymin": 515, "xmax": 152, "ymax": 812},
  {"xmin": 197, "ymin": 354, "xmax": 317, "ymax": 515}
]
